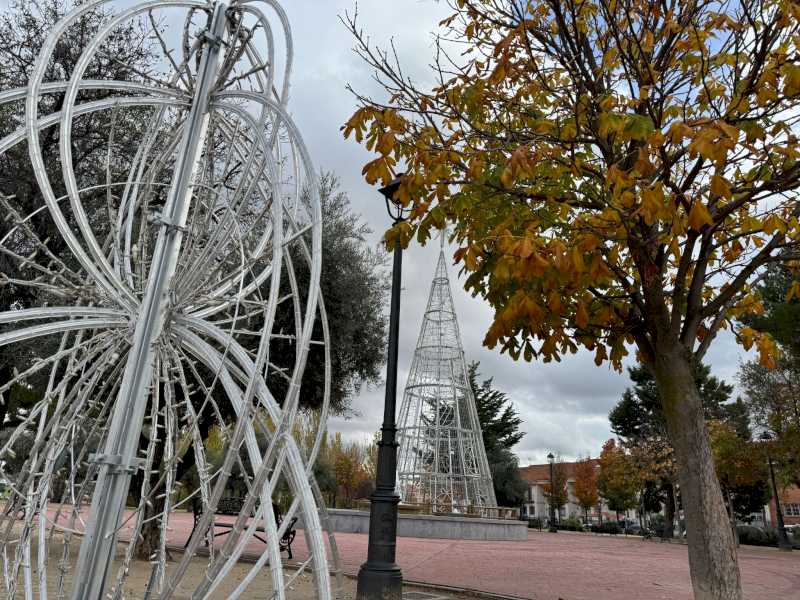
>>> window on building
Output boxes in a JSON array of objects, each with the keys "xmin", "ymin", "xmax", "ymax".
[{"xmin": 784, "ymin": 503, "xmax": 800, "ymax": 517}]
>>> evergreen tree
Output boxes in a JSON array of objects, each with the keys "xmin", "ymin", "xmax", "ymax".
[
  {"xmin": 469, "ymin": 362, "xmax": 524, "ymax": 452},
  {"xmin": 0, "ymin": 0, "xmax": 156, "ymax": 427},
  {"xmin": 610, "ymin": 363, "xmax": 745, "ymax": 441},
  {"xmin": 468, "ymin": 361, "xmax": 527, "ymax": 506},
  {"xmin": 738, "ymin": 265, "xmax": 800, "ymax": 488}
]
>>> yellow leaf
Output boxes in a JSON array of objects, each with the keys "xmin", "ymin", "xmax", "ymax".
[
  {"xmin": 756, "ymin": 334, "xmax": 778, "ymax": 370},
  {"xmin": 571, "ymin": 247, "xmax": 585, "ymax": 273},
  {"xmin": 602, "ymin": 49, "xmax": 618, "ymax": 69},
  {"xmin": 468, "ymin": 156, "xmax": 485, "ymax": 179},
  {"xmin": 376, "ymin": 132, "xmax": 396, "ymax": 156},
  {"xmin": 594, "ymin": 345, "xmax": 607, "ymax": 366},
  {"xmin": 500, "ymin": 168, "xmax": 514, "ymax": 188},
  {"xmin": 575, "ymin": 301, "xmax": 590, "ymax": 329},
  {"xmin": 668, "ymin": 122, "xmax": 693, "ymax": 144},
  {"xmin": 517, "ymin": 236, "xmax": 535, "ymax": 259},
  {"xmin": 710, "ymin": 175, "xmax": 732, "ymax": 200},
  {"xmin": 739, "ymin": 326, "xmax": 757, "ymax": 351},
  {"xmin": 688, "ymin": 202, "xmax": 714, "ymax": 231},
  {"xmin": 640, "ymin": 185, "xmax": 665, "ymax": 224},
  {"xmin": 763, "ymin": 214, "xmax": 787, "ymax": 235}
]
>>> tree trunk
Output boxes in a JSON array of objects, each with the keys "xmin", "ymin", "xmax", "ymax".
[
  {"xmin": 652, "ymin": 342, "xmax": 742, "ymax": 600},
  {"xmin": 726, "ymin": 489, "xmax": 739, "ymax": 547},
  {"xmin": 136, "ymin": 491, "xmax": 167, "ymax": 562},
  {"xmin": 135, "ymin": 420, "xmax": 168, "ymax": 562},
  {"xmin": 663, "ymin": 482, "xmax": 676, "ymax": 540}
]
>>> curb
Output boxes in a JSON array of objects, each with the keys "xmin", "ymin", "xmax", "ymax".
[{"xmin": 334, "ymin": 571, "xmax": 528, "ymax": 600}]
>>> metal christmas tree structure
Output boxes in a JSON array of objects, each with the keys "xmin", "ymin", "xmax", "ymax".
[
  {"xmin": 396, "ymin": 247, "xmax": 497, "ymax": 514},
  {"xmin": 0, "ymin": 1, "xmax": 340, "ymax": 598}
]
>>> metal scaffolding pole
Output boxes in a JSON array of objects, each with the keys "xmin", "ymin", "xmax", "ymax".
[{"xmin": 69, "ymin": 5, "xmax": 229, "ymax": 597}]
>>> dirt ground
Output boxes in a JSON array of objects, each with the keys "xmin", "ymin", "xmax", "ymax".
[{"xmin": 0, "ymin": 533, "xmax": 465, "ymax": 600}]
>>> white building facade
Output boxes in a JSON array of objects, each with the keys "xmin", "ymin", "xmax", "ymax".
[{"xmin": 519, "ymin": 461, "xmax": 637, "ymax": 524}]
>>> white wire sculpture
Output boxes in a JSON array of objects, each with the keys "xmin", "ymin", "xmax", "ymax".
[
  {"xmin": 0, "ymin": 1, "xmax": 340, "ymax": 598},
  {"xmin": 396, "ymin": 246, "xmax": 497, "ymax": 515}
]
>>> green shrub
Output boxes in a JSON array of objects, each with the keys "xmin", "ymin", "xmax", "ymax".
[
  {"xmin": 737, "ymin": 525, "xmax": 777, "ymax": 546},
  {"xmin": 557, "ymin": 516, "xmax": 585, "ymax": 531},
  {"xmin": 736, "ymin": 525, "xmax": 766, "ymax": 545},
  {"xmin": 527, "ymin": 517, "xmax": 543, "ymax": 529},
  {"xmin": 791, "ymin": 529, "xmax": 800, "ymax": 549},
  {"xmin": 590, "ymin": 522, "xmax": 621, "ymax": 534}
]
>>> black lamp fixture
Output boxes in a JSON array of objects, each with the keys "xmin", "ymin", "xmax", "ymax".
[
  {"xmin": 547, "ymin": 452, "xmax": 558, "ymax": 533},
  {"xmin": 356, "ymin": 173, "xmax": 408, "ymax": 600},
  {"xmin": 379, "ymin": 173, "xmax": 410, "ymax": 224},
  {"xmin": 759, "ymin": 431, "xmax": 793, "ymax": 551}
]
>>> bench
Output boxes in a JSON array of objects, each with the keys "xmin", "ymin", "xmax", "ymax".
[{"xmin": 185, "ymin": 496, "xmax": 297, "ymax": 559}]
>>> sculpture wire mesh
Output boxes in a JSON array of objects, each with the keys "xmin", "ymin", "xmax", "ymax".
[
  {"xmin": 396, "ymin": 249, "xmax": 497, "ymax": 514},
  {"xmin": 0, "ymin": 1, "xmax": 341, "ymax": 597}
]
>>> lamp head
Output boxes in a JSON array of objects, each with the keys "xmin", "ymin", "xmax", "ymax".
[
  {"xmin": 547, "ymin": 452, "xmax": 555, "ymax": 464},
  {"xmin": 378, "ymin": 173, "xmax": 410, "ymax": 222},
  {"xmin": 379, "ymin": 175, "xmax": 403, "ymax": 202}
]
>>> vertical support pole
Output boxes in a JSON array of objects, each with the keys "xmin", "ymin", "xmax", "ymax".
[
  {"xmin": 767, "ymin": 451, "xmax": 793, "ymax": 551},
  {"xmin": 356, "ymin": 234, "xmax": 403, "ymax": 600},
  {"xmin": 548, "ymin": 459, "xmax": 557, "ymax": 533},
  {"xmin": 69, "ymin": 4, "xmax": 228, "ymax": 598}
]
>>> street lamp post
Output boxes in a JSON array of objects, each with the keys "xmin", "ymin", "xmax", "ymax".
[
  {"xmin": 357, "ymin": 175, "xmax": 408, "ymax": 600},
  {"xmin": 547, "ymin": 452, "xmax": 558, "ymax": 533},
  {"xmin": 760, "ymin": 432, "xmax": 793, "ymax": 551}
]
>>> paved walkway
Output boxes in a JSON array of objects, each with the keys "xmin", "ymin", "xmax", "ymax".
[
  {"xmin": 291, "ymin": 530, "xmax": 798, "ymax": 600},
  {"xmin": 141, "ymin": 512, "xmax": 799, "ymax": 600},
  {"xmin": 40, "ymin": 508, "xmax": 800, "ymax": 599}
]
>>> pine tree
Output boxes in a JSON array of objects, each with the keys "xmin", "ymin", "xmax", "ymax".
[{"xmin": 468, "ymin": 361, "xmax": 527, "ymax": 506}]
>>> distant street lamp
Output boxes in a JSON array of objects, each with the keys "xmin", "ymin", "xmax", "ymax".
[
  {"xmin": 547, "ymin": 452, "xmax": 558, "ymax": 533},
  {"xmin": 760, "ymin": 431, "xmax": 792, "ymax": 552},
  {"xmin": 357, "ymin": 175, "xmax": 409, "ymax": 600}
]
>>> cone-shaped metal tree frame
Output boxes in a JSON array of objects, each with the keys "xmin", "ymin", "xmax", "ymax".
[
  {"xmin": 396, "ymin": 249, "xmax": 496, "ymax": 514},
  {"xmin": 0, "ymin": 1, "xmax": 341, "ymax": 598}
]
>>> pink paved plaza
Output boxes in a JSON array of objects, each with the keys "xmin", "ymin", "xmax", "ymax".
[{"xmin": 134, "ymin": 511, "xmax": 799, "ymax": 600}]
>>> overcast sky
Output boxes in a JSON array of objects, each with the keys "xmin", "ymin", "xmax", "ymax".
[{"xmin": 2, "ymin": 0, "xmax": 757, "ymax": 465}]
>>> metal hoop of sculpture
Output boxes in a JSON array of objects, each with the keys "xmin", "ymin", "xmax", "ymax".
[{"xmin": 0, "ymin": 1, "xmax": 340, "ymax": 597}]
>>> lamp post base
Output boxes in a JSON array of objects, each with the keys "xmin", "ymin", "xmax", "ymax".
[{"xmin": 356, "ymin": 562, "xmax": 403, "ymax": 600}]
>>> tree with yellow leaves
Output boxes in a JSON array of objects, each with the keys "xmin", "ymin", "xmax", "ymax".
[
  {"xmin": 320, "ymin": 432, "xmax": 374, "ymax": 508},
  {"xmin": 597, "ymin": 439, "xmax": 640, "ymax": 522},
  {"xmin": 573, "ymin": 456, "xmax": 600, "ymax": 523},
  {"xmin": 344, "ymin": 1, "xmax": 800, "ymax": 597}
]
